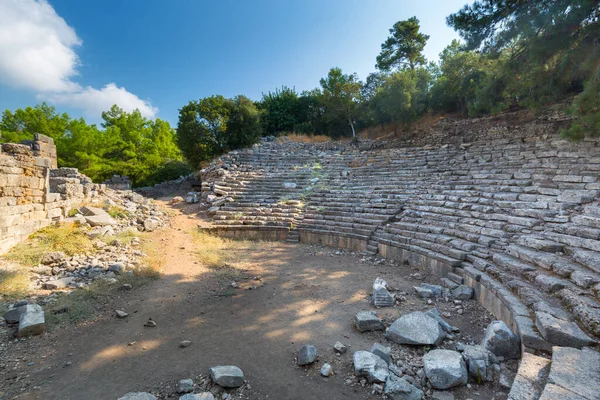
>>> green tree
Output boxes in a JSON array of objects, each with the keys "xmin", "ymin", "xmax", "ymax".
[
  {"xmin": 0, "ymin": 103, "xmax": 69, "ymax": 143},
  {"xmin": 319, "ymin": 68, "xmax": 362, "ymax": 138},
  {"xmin": 259, "ymin": 86, "xmax": 299, "ymax": 135},
  {"xmin": 376, "ymin": 17, "xmax": 430, "ymax": 71},
  {"xmin": 226, "ymin": 95, "xmax": 263, "ymax": 149}
]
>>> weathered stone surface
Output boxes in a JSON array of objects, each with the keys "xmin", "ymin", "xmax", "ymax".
[
  {"xmin": 546, "ymin": 346, "xmax": 600, "ymax": 400},
  {"xmin": 481, "ymin": 320, "xmax": 521, "ymax": 359},
  {"xmin": 507, "ymin": 353, "xmax": 551, "ymax": 400},
  {"xmin": 373, "ymin": 277, "xmax": 388, "ymax": 291},
  {"xmin": 539, "ymin": 384, "xmax": 587, "ymax": 400},
  {"xmin": 4, "ymin": 304, "xmax": 32, "ymax": 324},
  {"xmin": 209, "ymin": 365, "xmax": 245, "ymax": 388},
  {"xmin": 283, "ymin": 182, "xmax": 297, "ymax": 189},
  {"xmin": 384, "ymin": 374, "xmax": 423, "ymax": 400},
  {"xmin": 386, "ymin": 312, "xmax": 445, "ymax": 345},
  {"xmin": 297, "ymin": 345, "xmax": 317, "ymax": 365},
  {"xmin": 370, "ymin": 343, "xmax": 391, "ymax": 365},
  {"xmin": 355, "ymin": 311, "xmax": 385, "ymax": 332},
  {"xmin": 43, "ymin": 277, "xmax": 74, "ymax": 290},
  {"xmin": 414, "ymin": 283, "xmax": 442, "ymax": 298},
  {"xmin": 353, "ymin": 351, "xmax": 389, "ymax": 383},
  {"xmin": 81, "ymin": 206, "xmax": 117, "ymax": 227},
  {"xmin": 178, "ymin": 379, "xmax": 194, "ymax": 393},
  {"xmin": 17, "ymin": 305, "xmax": 45, "ymax": 337},
  {"xmin": 452, "ymin": 285, "xmax": 474, "ymax": 300},
  {"xmin": 423, "ymin": 350, "xmax": 468, "ymax": 390},
  {"xmin": 535, "ymin": 312, "xmax": 596, "ymax": 348},
  {"xmin": 118, "ymin": 393, "xmax": 157, "ymax": 400}
]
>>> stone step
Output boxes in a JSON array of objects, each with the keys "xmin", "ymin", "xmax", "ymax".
[
  {"xmin": 447, "ymin": 272, "xmax": 464, "ymax": 284},
  {"xmin": 539, "ymin": 347, "xmax": 600, "ymax": 400}
]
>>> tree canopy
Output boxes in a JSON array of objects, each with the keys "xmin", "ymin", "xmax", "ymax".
[{"xmin": 376, "ymin": 17, "xmax": 430, "ymax": 71}]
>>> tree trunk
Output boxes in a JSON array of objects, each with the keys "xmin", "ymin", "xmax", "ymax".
[{"xmin": 348, "ymin": 117, "xmax": 356, "ymax": 138}]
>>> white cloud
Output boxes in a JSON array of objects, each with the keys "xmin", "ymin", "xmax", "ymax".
[
  {"xmin": 0, "ymin": 0, "xmax": 158, "ymax": 118},
  {"xmin": 46, "ymin": 83, "xmax": 159, "ymax": 119}
]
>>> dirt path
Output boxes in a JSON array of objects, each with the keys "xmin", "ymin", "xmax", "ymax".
[{"xmin": 2, "ymin": 202, "xmax": 500, "ymax": 400}]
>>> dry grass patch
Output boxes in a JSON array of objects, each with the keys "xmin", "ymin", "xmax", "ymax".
[
  {"xmin": 190, "ymin": 231, "xmax": 257, "ymax": 269},
  {"xmin": 4, "ymin": 223, "xmax": 94, "ymax": 267},
  {"xmin": 277, "ymin": 133, "xmax": 331, "ymax": 143},
  {"xmin": 0, "ymin": 270, "xmax": 31, "ymax": 300}
]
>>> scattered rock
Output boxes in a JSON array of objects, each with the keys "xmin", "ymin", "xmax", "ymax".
[
  {"xmin": 180, "ymin": 340, "xmax": 192, "ymax": 348},
  {"xmin": 40, "ymin": 251, "xmax": 66, "ymax": 265},
  {"xmin": 452, "ymin": 285, "xmax": 474, "ymax": 300},
  {"xmin": 461, "ymin": 345, "xmax": 496, "ymax": 382},
  {"xmin": 355, "ymin": 311, "xmax": 385, "ymax": 332},
  {"xmin": 334, "ymin": 341, "xmax": 347, "ymax": 354},
  {"xmin": 297, "ymin": 345, "xmax": 317, "ymax": 365},
  {"xmin": 431, "ymin": 391, "xmax": 455, "ymax": 400},
  {"xmin": 171, "ymin": 196, "xmax": 184, "ymax": 204},
  {"xmin": 423, "ymin": 349, "xmax": 468, "ymax": 389},
  {"xmin": 209, "ymin": 365, "xmax": 245, "ymax": 388},
  {"xmin": 535, "ymin": 311, "xmax": 596, "ymax": 348},
  {"xmin": 143, "ymin": 218, "xmax": 160, "ymax": 232},
  {"xmin": 320, "ymin": 363, "xmax": 334, "ymax": 377},
  {"xmin": 386, "ymin": 312, "xmax": 445, "ymax": 345},
  {"xmin": 116, "ymin": 310, "xmax": 129, "ymax": 318},
  {"xmin": 178, "ymin": 379, "xmax": 194, "ymax": 393},
  {"xmin": 481, "ymin": 320, "xmax": 521, "ymax": 359},
  {"xmin": 4, "ymin": 304, "xmax": 31, "ymax": 324},
  {"xmin": 384, "ymin": 374, "xmax": 424, "ymax": 400},
  {"xmin": 118, "ymin": 393, "xmax": 157, "ymax": 400},
  {"xmin": 144, "ymin": 318, "xmax": 157, "ymax": 327},
  {"xmin": 179, "ymin": 394, "xmax": 214, "ymax": 400},
  {"xmin": 43, "ymin": 277, "xmax": 74, "ymax": 290},
  {"xmin": 353, "ymin": 351, "xmax": 389, "ymax": 383},
  {"xmin": 414, "ymin": 283, "xmax": 442, "ymax": 298},
  {"xmin": 373, "ymin": 288, "xmax": 395, "ymax": 308},
  {"xmin": 425, "ymin": 308, "xmax": 458, "ymax": 333}
]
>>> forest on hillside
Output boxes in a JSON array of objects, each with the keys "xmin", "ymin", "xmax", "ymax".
[{"xmin": 1, "ymin": 1, "xmax": 598, "ymax": 185}]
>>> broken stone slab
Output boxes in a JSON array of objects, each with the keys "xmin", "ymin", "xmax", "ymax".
[
  {"xmin": 535, "ymin": 312, "xmax": 596, "ymax": 348},
  {"xmin": 209, "ymin": 365, "xmax": 245, "ymax": 388},
  {"xmin": 370, "ymin": 343, "xmax": 391, "ymax": 365},
  {"xmin": 43, "ymin": 277, "xmax": 75, "ymax": 290},
  {"xmin": 385, "ymin": 311, "xmax": 445, "ymax": 345},
  {"xmin": 355, "ymin": 311, "xmax": 385, "ymax": 332},
  {"xmin": 353, "ymin": 351, "xmax": 389, "ymax": 383},
  {"xmin": 373, "ymin": 287, "xmax": 395, "ymax": 307},
  {"xmin": 283, "ymin": 182, "xmax": 297, "ymax": 189},
  {"xmin": 373, "ymin": 277, "xmax": 388, "ymax": 291},
  {"xmin": 118, "ymin": 393, "xmax": 157, "ymax": 400},
  {"xmin": 452, "ymin": 285, "xmax": 474, "ymax": 300},
  {"xmin": 40, "ymin": 251, "xmax": 66, "ymax": 265},
  {"xmin": 539, "ymin": 383, "xmax": 587, "ymax": 400},
  {"xmin": 4, "ymin": 303, "xmax": 34, "ymax": 324},
  {"xmin": 507, "ymin": 351, "xmax": 551, "ymax": 400},
  {"xmin": 185, "ymin": 192, "xmax": 199, "ymax": 204},
  {"xmin": 179, "ymin": 394, "xmax": 215, "ymax": 400},
  {"xmin": 461, "ymin": 345, "xmax": 496, "ymax": 382},
  {"xmin": 297, "ymin": 345, "xmax": 317, "ymax": 365},
  {"xmin": 544, "ymin": 346, "xmax": 600, "ymax": 400},
  {"xmin": 384, "ymin": 373, "xmax": 424, "ymax": 400},
  {"xmin": 423, "ymin": 349, "xmax": 468, "ymax": 390},
  {"xmin": 414, "ymin": 283, "xmax": 442, "ymax": 298},
  {"xmin": 178, "ymin": 379, "xmax": 194, "ymax": 393},
  {"xmin": 425, "ymin": 308, "xmax": 458, "ymax": 333},
  {"xmin": 80, "ymin": 206, "xmax": 117, "ymax": 227},
  {"xmin": 481, "ymin": 320, "xmax": 521, "ymax": 359},
  {"xmin": 17, "ymin": 305, "xmax": 45, "ymax": 337}
]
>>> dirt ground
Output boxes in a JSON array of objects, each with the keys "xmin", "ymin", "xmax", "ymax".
[{"xmin": 0, "ymin": 200, "xmax": 510, "ymax": 400}]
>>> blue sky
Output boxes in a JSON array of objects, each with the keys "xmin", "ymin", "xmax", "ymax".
[{"xmin": 0, "ymin": 0, "xmax": 470, "ymax": 126}]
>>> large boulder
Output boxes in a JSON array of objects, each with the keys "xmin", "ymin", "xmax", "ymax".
[
  {"xmin": 143, "ymin": 218, "xmax": 160, "ymax": 232},
  {"xmin": 423, "ymin": 349, "xmax": 468, "ymax": 389},
  {"xmin": 384, "ymin": 374, "xmax": 424, "ymax": 400},
  {"xmin": 297, "ymin": 345, "xmax": 317, "ymax": 365},
  {"xmin": 353, "ymin": 351, "xmax": 389, "ymax": 383},
  {"xmin": 386, "ymin": 312, "xmax": 445, "ymax": 345},
  {"xmin": 481, "ymin": 320, "xmax": 521, "ymax": 359},
  {"xmin": 355, "ymin": 311, "xmax": 385, "ymax": 332},
  {"xmin": 452, "ymin": 285, "xmax": 474, "ymax": 300},
  {"xmin": 40, "ymin": 251, "xmax": 66, "ymax": 265},
  {"xmin": 4, "ymin": 303, "xmax": 30, "ymax": 324},
  {"xmin": 209, "ymin": 365, "xmax": 244, "ymax": 388}
]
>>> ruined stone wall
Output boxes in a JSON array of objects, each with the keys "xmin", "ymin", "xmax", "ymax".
[
  {"xmin": 103, "ymin": 175, "xmax": 131, "ymax": 191},
  {"xmin": 0, "ymin": 135, "xmax": 105, "ymax": 254}
]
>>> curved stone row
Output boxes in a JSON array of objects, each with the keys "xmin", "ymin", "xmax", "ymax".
[{"xmin": 199, "ymin": 129, "xmax": 600, "ymax": 399}]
